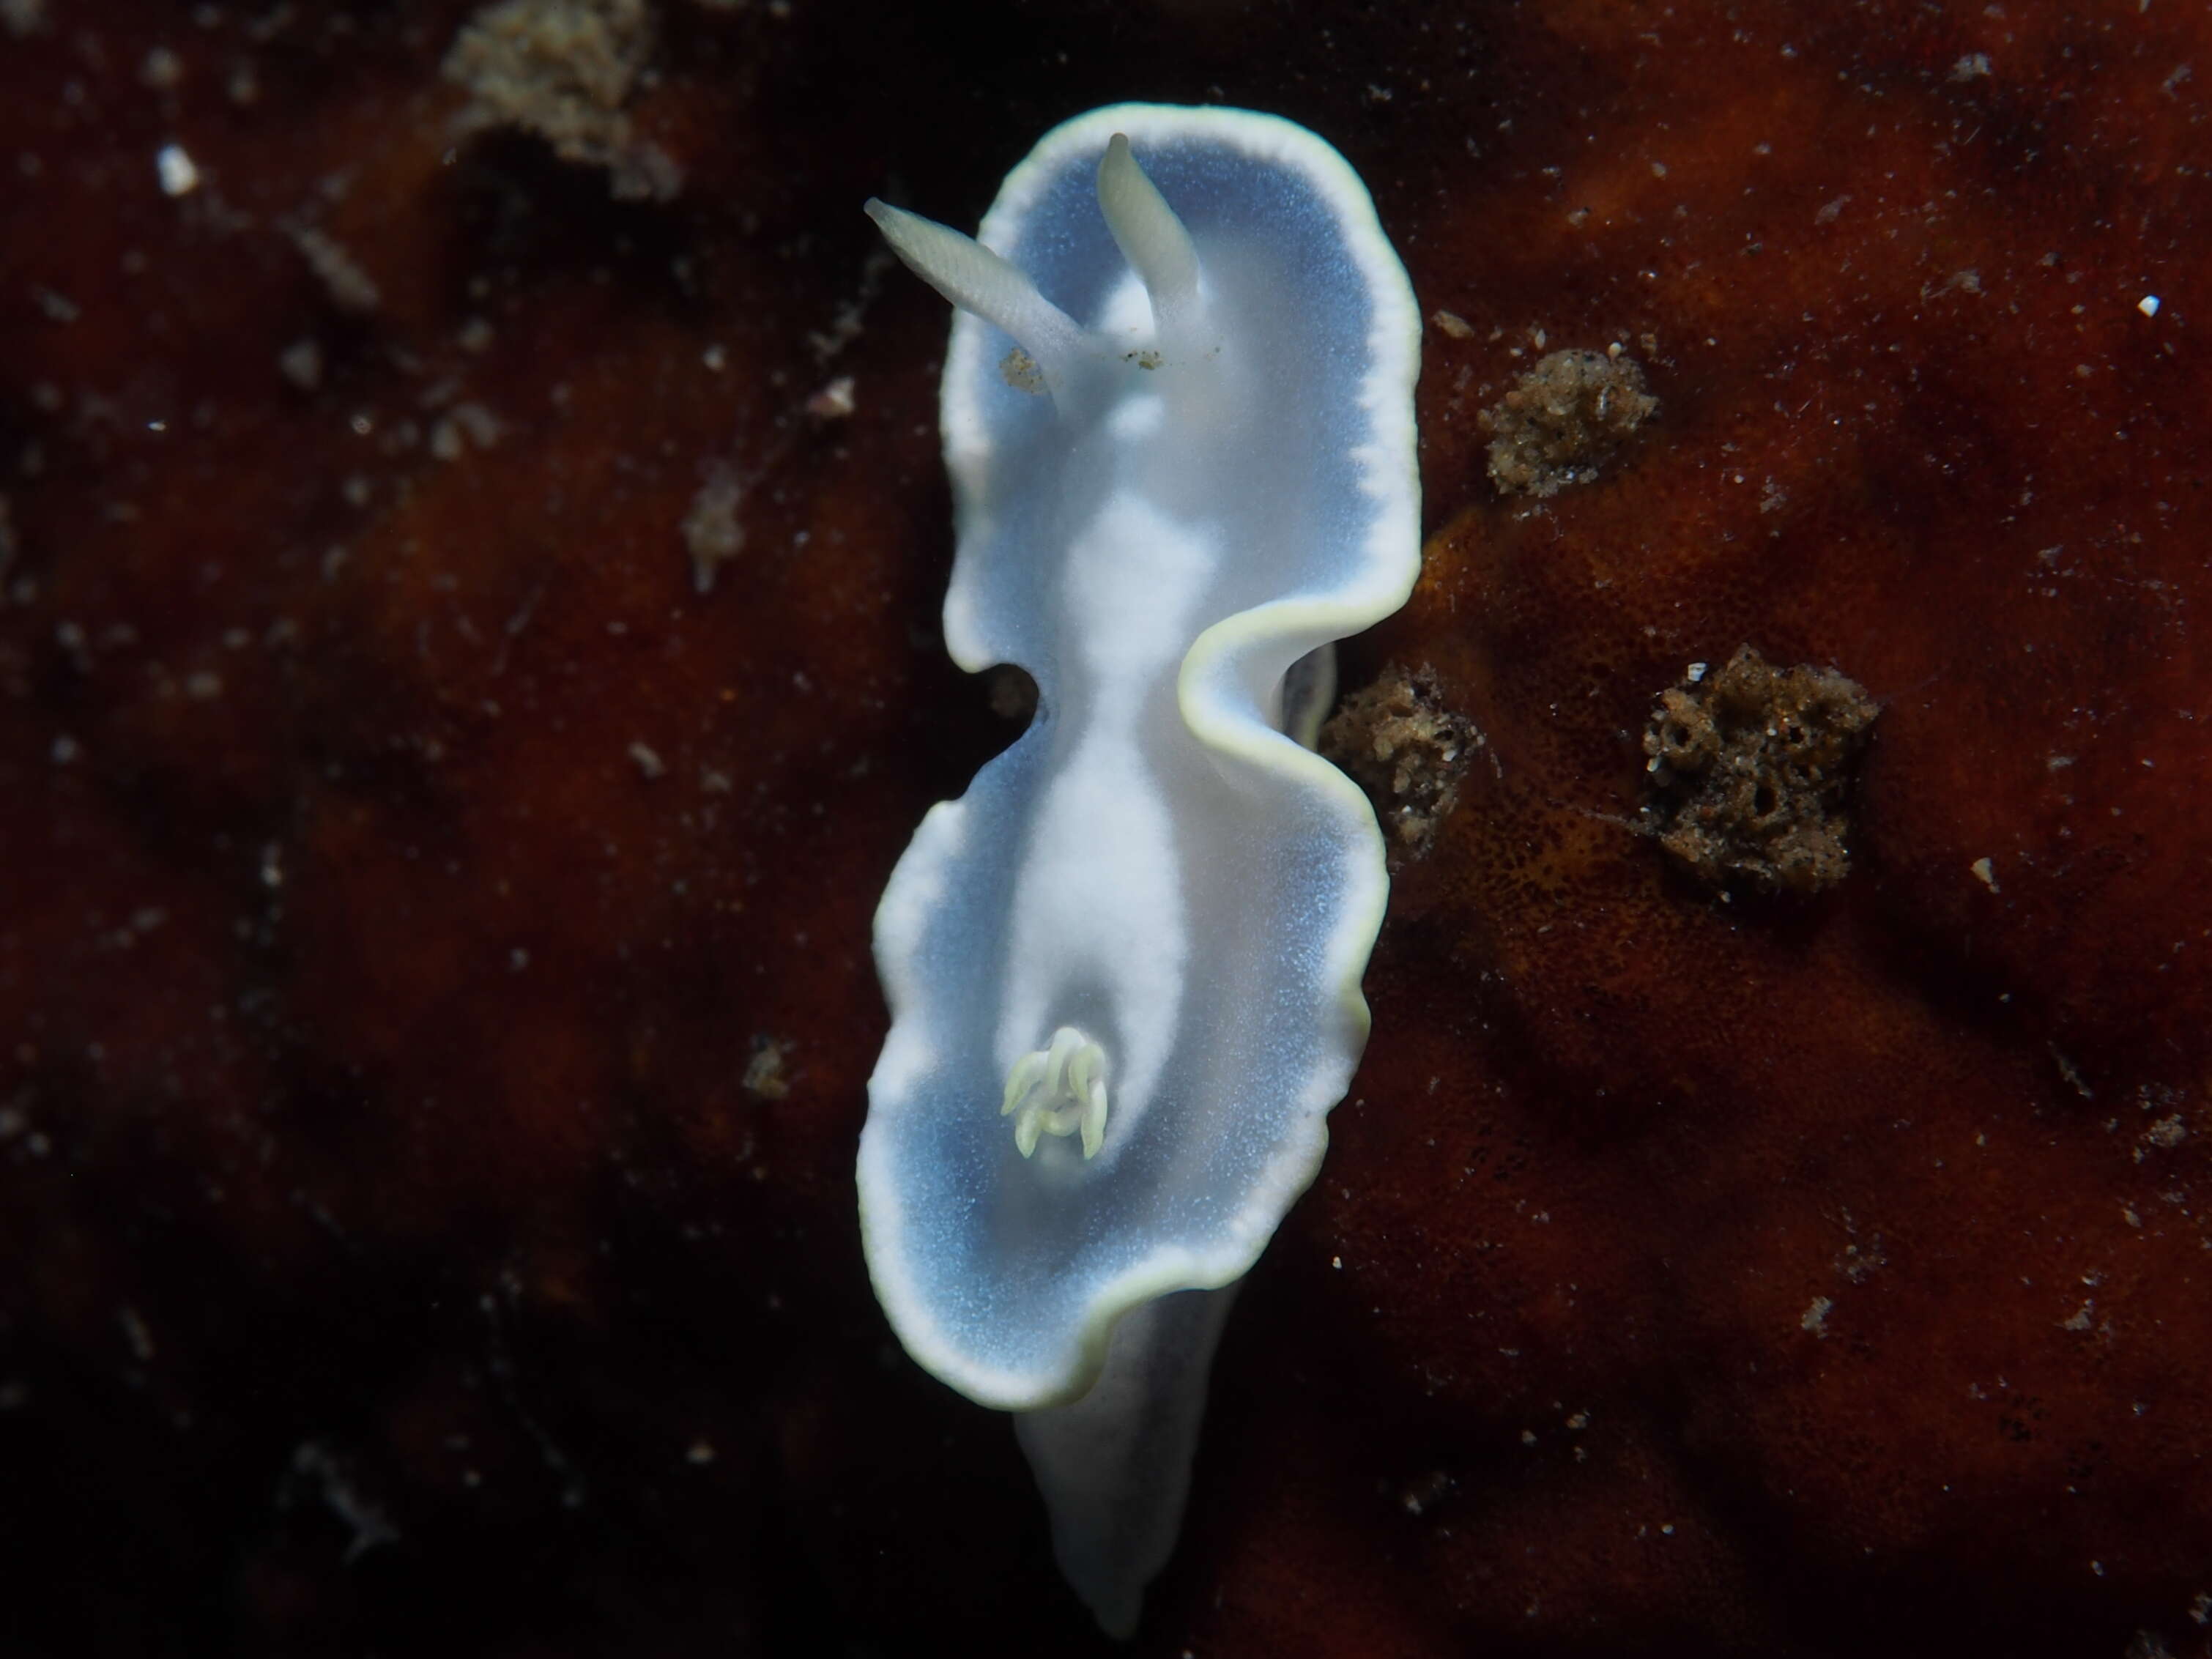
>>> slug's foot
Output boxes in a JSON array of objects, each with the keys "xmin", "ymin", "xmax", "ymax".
[{"xmin": 1001, "ymin": 1027, "xmax": 1109, "ymax": 1159}]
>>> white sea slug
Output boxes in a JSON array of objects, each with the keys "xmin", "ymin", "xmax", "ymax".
[{"xmin": 857, "ymin": 103, "xmax": 1420, "ymax": 1636}]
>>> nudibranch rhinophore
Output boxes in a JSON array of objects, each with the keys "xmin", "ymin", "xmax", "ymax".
[{"xmin": 857, "ymin": 103, "xmax": 1420, "ymax": 1636}]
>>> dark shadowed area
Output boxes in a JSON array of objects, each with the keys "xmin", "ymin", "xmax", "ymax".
[{"xmin": 2, "ymin": 1, "xmax": 2208, "ymax": 1655}]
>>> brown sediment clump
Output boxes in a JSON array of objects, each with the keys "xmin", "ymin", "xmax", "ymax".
[
  {"xmin": 1480, "ymin": 346, "xmax": 1657, "ymax": 496},
  {"xmin": 442, "ymin": 0, "xmax": 679, "ymax": 199},
  {"xmin": 999, "ymin": 347, "xmax": 1046, "ymax": 393},
  {"xmin": 1641, "ymin": 646, "xmax": 1878, "ymax": 895},
  {"xmin": 1319, "ymin": 663, "xmax": 1477, "ymax": 860}
]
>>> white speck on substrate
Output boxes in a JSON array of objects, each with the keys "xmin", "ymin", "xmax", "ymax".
[
  {"xmin": 276, "ymin": 337, "xmax": 322, "ymax": 390},
  {"xmin": 805, "ymin": 374, "xmax": 856, "ymax": 419},
  {"xmin": 119, "ymin": 1306, "xmax": 156, "ymax": 1362},
  {"xmin": 628, "ymin": 742, "xmax": 665, "ymax": 781},
  {"xmin": 429, "ymin": 402, "xmax": 500, "ymax": 461},
  {"xmin": 1971, "ymin": 856, "xmax": 2000, "ymax": 892},
  {"xmin": 155, "ymin": 142, "xmax": 199, "ymax": 196},
  {"xmin": 1800, "ymin": 1296, "xmax": 1833, "ymax": 1335},
  {"xmin": 683, "ymin": 469, "xmax": 744, "ymax": 593},
  {"xmin": 2139, "ymin": 294, "xmax": 2161, "ymax": 317}
]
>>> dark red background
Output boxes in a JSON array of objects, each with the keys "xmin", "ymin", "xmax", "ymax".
[{"xmin": 3, "ymin": 2, "xmax": 2208, "ymax": 1654}]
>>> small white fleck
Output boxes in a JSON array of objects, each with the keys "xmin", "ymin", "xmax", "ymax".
[
  {"xmin": 702, "ymin": 343, "xmax": 727, "ymax": 372},
  {"xmin": 155, "ymin": 142, "xmax": 200, "ymax": 196},
  {"xmin": 293, "ymin": 226, "xmax": 380, "ymax": 314},
  {"xmin": 684, "ymin": 469, "xmax": 744, "ymax": 593},
  {"xmin": 1949, "ymin": 52, "xmax": 1992, "ymax": 81},
  {"xmin": 140, "ymin": 45, "xmax": 185, "ymax": 89},
  {"xmin": 806, "ymin": 374, "xmax": 856, "ymax": 419},
  {"xmin": 743, "ymin": 1039, "xmax": 791, "ymax": 1101},
  {"xmin": 119, "ymin": 1306, "xmax": 156, "ymax": 1362},
  {"xmin": 685, "ymin": 1439, "xmax": 716, "ymax": 1466},
  {"xmin": 1971, "ymin": 856, "xmax": 2000, "ymax": 892},
  {"xmin": 437, "ymin": 402, "xmax": 500, "ymax": 459},
  {"xmin": 628, "ymin": 742, "xmax": 665, "ymax": 781},
  {"xmin": 2139, "ymin": 294, "xmax": 2161, "ymax": 317},
  {"xmin": 1800, "ymin": 1295, "xmax": 1833, "ymax": 1335},
  {"xmin": 1685, "ymin": 661, "xmax": 1709, "ymax": 683}
]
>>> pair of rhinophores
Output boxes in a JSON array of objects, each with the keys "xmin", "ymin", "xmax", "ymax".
[{"xmin": 857, "ymin": 103, "xmax": 1421, "ymax": 1636}]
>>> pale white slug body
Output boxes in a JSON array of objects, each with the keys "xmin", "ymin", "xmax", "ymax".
[{"xmin": 858, "ymin": 105, "xmax": 1421, "ymax": 1635}]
